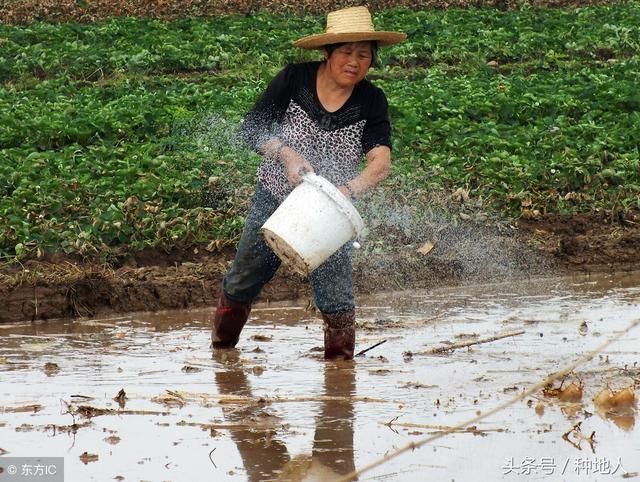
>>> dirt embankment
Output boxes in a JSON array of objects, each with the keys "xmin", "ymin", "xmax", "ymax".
[
  {"xmin": 1, "ymin": 211, "xmax": 639, "ymax": 324},
  {"xmin": 0, "ymin": 0, "xmax": 619, "ymax": 25}
]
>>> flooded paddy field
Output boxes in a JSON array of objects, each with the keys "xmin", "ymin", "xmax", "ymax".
[{"xmin": 1, "ymin": 271, "xmax": 639, "ymax": 482}]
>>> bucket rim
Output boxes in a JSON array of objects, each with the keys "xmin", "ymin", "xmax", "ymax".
[{"xmin": 302, "ymin": 173, "xmax": 365, "ymax": 236}]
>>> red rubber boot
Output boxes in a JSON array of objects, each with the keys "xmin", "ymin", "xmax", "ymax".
[
  {"xmin": 211, "ymin": 293, "xmax": 252, "ymax": 348},
  {"xmin": 322, "ymin": 310, "xmax": 356, "ymax": 360}
]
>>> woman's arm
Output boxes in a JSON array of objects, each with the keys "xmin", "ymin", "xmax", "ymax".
[
  {"xmin": 242, "ymin": 64, "xmax": 314, "ymax": 186},
  {"xmin": 240, "ymin": 65, "xmax": 295, "ymax": 152},
  {"xmin": 339, "ymin": 84, "xmax": 392, "ymax": 199},
  {"xmin": 339, "ymin": 145, "xmax": 391, "ymax": 199}
]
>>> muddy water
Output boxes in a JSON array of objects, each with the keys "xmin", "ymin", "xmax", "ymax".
[{"xmin": 1, "ymin": 271, "xmax": 639, "ymax": 482}]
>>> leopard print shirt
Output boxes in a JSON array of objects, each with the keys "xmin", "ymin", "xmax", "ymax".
[{"xmin": 242, "ymin": 62, "xmax": 392, "ymax": 201}]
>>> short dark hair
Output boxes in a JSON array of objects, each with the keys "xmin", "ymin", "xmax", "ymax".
[{"xmin": 324, "ymin": 41, "xmax": 378, "ymax": 67}]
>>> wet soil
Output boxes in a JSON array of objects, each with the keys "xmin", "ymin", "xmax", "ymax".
[
  {"xmin": 1, "ymin": 271, "xmax": 639, "ymax": 481},
  {"xmin": 1, "ymin": 212, "xmax": 639, "ymax": 324}
]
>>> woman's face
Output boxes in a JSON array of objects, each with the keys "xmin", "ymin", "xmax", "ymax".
[{"xmin": 324, "ymin": 42, "xmax": 373, "ymax": 88}]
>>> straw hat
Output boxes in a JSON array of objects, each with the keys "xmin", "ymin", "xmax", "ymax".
[{"xmin": 294, "ymin": 6, "xmax": 406, "ymax": 50}]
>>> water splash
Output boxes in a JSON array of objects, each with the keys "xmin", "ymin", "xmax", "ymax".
[{"xmin": 354, "ymin": 184, "xmax": 555, "ymax": 288}]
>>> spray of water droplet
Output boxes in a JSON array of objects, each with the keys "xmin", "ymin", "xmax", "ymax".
[{"xmin": 352, "ymin": 184, "xmax": 556, "ymax": 289}]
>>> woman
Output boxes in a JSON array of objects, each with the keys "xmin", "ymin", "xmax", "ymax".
[{"xmin": 212, "ymin": 6, "xmax": 406, "ymax": 360}]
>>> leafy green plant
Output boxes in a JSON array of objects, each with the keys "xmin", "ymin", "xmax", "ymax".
[{"xmin": 1, "ymin": 3, "xmax": 639, "ymax": 261}]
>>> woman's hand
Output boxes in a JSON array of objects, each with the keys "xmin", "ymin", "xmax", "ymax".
[{"xmin": 281, "ymin": 146, "xmax": 314, "ymax": 186}]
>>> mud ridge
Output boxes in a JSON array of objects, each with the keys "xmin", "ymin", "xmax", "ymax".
[{"xmin": 1, "ymin": 213, "xmax": 639, "ymax": 323}]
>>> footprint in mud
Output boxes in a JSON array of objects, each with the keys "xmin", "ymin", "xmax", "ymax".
[
  {"xmin": 104, "ymin": 435, "xmax": 121, "ymax": 445},
  {"xmin": 43, "ymin": 362, "xmax": 60, "ymax": 376},
  {"xmin": 79, "ymin": 451, "xmax": 99, "ymax": 464}
]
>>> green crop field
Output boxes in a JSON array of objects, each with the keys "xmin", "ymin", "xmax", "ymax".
[{"xmin": 1, "ymin": 4, "xmax": 639, "ymax": 261}]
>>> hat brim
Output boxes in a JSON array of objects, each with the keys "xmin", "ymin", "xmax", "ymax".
[{"xmin": 294, "ymin": 31, "xmax": 407, "ymax": 50}]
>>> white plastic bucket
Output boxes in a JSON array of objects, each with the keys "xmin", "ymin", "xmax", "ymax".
[{"xmin": 260, "ymin": 173, "xmax": 364, "ymax": 275}]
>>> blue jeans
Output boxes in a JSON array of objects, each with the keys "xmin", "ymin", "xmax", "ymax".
[{"xmin": 223, "ymin": 183, "xmax": 355, "ymax": 314}]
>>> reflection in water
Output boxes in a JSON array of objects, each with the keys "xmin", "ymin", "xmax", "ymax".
[
  {"xmin": 560, "ymin": 404, "xmax": 584, "ymax": 420},
  {"xmin": 312, "ymin": 362, "xmax": 356, "ymax": 477},
  {"xmin": 213, "ymin": 351, "xmax": 356, "ymax": 481},
  {"xmin": 214, "ymin": 350, "xmax": 290, "ymax": 481},
  {"xmin": 600, "ymin": 410, "xmax": 636, "ymax": 432}
]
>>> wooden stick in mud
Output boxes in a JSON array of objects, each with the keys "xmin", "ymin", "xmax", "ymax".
[
  {"xmin": 217, "ymin": 394, "xmax": 388, "ymax": 404},
  {"xmin": 384, "ymin": 421, "xmax": 504, "ymax": 432},
  {"xmin": 152, "ymin": 390, "xmax": 391, "ymax": 406},
  {"xmin": 334, "ymin": 318, "xmax": 640, "ymax": 482},
  {"xmin": 355, "ymin": 340, "xmax": 387, "ymax": 357},
  {"xmin": 421, "ymin": 329, "xmax": 525, "ymax": 355}
]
